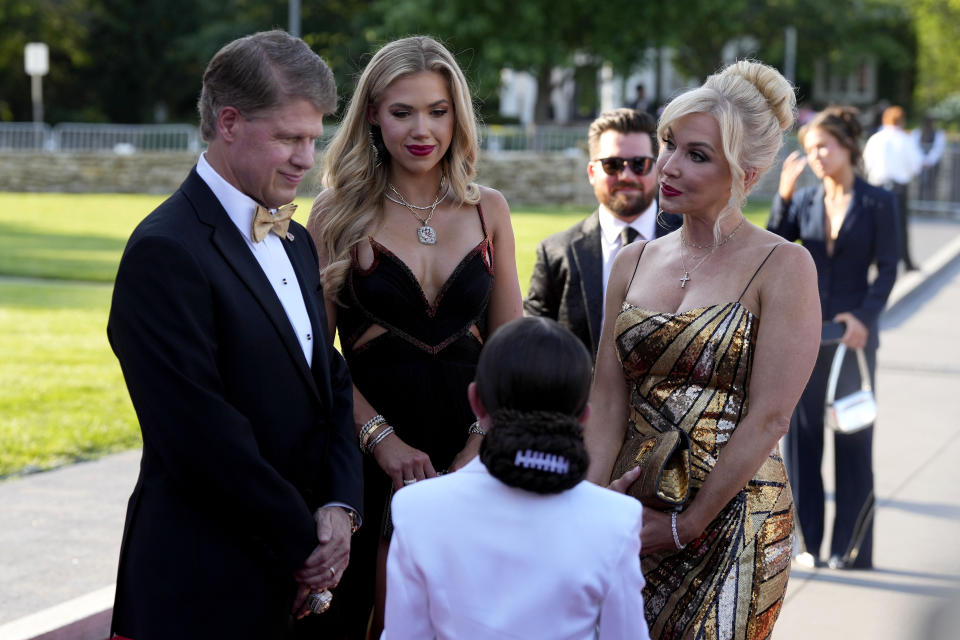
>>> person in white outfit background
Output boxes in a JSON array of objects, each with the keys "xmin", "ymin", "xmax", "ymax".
[
  {"xmin": 382, "ymin": 317, "xmax": 650, "ymax": 640},
  {"xmin": 863, "ymin": 105, "xmax": 923, "ymax": 270}
]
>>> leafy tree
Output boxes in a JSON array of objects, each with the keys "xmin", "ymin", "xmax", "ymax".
[
  {"xmin": 0, "ymin": 0, "xmax": 94, "ymax": 122},
  {"xmin": 81, "ymin": 0, "xmax": 223, "ymax": 123},
  {"xmin": 80, "ymin": 0, "xmax": 384, "ymax": 124},
  {"xmin": 371, "ymin": 0, "xmax": 662, "ymax": 122},
  {"xmin": 911, "ymin": 0, "xmax": 960, "ymax": 111},
  {"xmin": 297, "ymin": 0, "xmax": 386, "ymax": 118},
  {"xmin": 666, "ymin": 0, "xmax": 914, "ymax": 108}
]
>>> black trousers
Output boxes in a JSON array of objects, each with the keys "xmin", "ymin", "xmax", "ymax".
[
  {"xmin": 888, "ymin": 182, "xmax": 914, "ymax": 269},
  {"xmin": 784, "ymin": 342, "xmax": 877, "ymax": 568}
]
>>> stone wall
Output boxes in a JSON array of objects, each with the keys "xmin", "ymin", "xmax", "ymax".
[
  {"xmin": 0, "ymin": 152, "xmax": 201, "ymax": 195},
  {"xmin": 477, "ymin": 152, "xmax": 595, "ymax": 207},
  {"xmin": 9, "ymin": 150, "xmax": 959, "ymax": 214},
  {"xmin": 0, "ymin": 151, "xmax": 596, "ymax": 207}
]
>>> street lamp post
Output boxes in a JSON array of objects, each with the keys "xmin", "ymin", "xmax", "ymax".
[
  {"xmin": 24, "ymin": 42, "xmax": 49, "ymax": 124},
  {"xmin": 289, "ymin": 0, "xmax": 301, "ymax": 37},
  {"xmin": 784, "ymin": 27, "xmax": 797, "ymax": 85}
]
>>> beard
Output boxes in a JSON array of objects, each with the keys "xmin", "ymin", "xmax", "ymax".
[{"xmin": 600, "ymin": 182, "xmax": 656, "ymax": 219}]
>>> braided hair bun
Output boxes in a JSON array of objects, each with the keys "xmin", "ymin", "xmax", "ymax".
[
  {"xmin": 480, "ymin": 408, "xmax": 589, "ymax": 494},
  {"xmin": 472, "ymin": 317, "xmax": 593, "ymax": 495}
]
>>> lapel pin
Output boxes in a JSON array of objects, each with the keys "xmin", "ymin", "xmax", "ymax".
[{"xmin": 286, "ymin": 232, "xmax": 295, "ymax": 242}]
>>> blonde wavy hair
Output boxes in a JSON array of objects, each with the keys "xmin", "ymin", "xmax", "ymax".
[
  {"xmin": 658, "ymin": 60, "xmax": 796, "ymax": 241},
  {"xmin": 310, "ymin": 35, "xmax": 481, "ymax": 299}
]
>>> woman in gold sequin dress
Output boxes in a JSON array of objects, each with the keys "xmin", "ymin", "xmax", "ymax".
[{"xmin": 585, "ymin": 61, "xmax": 822, "ymax": 640}]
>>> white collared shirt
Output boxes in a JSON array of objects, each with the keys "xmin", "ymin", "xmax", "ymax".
[
  {"xmin": 863, "ymin": 125, "xmax": 923, "ymax": 187},
  {"xmin": 196, "ymin": 153, "xmax": 314, "ymax": 366},
  {"xmin": 598, "ymin": 199, "xmax": 657, "ymax": 299}
]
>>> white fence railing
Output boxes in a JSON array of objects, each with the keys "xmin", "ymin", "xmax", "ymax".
[
  {"xmin": 0, "ymin": 122, "xmax": 590, "ymax": 154},
  {"xmin": 55, "ymin": 123, "xmax": 202, "ymax": 153},
  {"xmin": 2, "ymin": 121, "xmax": 958, "ymax": 214},
  {"xmin": 0, "ymin": 122, "xmax": 202, "ymax": 152}
]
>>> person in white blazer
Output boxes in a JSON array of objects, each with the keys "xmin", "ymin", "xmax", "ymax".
[{"xmin": 383, "ymin": 317, "xmax": 650, "ymax": 640}]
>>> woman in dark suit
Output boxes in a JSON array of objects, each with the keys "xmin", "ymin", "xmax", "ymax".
[{"xmin": 768, "ymin": 106, "xmax": 899, "ymax": 569}]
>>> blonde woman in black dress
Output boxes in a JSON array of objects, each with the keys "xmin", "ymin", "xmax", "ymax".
[{"xmin": 306, "ymin": 36, "xmax": 522, "ymax": 638}]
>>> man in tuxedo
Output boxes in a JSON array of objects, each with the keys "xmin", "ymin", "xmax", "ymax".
[
  {"xmin": 525, "ymin": 108, "xmax": 680, "ymax": 357},
  {"xmin": 107, "ymin": 30, "xmax": 362, "ymax": 639}
]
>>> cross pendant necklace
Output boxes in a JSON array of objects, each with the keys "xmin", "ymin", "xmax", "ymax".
[
  {"xmin": 677, "ymin": 218, "xmax": 746, "ymax": 287},
  {"xmin": 678, "ymin": 242, "xmax": 715, "ymax": 288}
]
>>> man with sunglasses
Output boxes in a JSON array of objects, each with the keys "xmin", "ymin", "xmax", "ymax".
[{"xmin": 525, "ymin": 108, "xmax": 680, "ymax": 358}]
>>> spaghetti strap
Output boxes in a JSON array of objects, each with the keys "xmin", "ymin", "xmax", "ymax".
[
  {"xmin": 625, "ymin": 242, "xmax": 649, "ymax": 291},
  {"xmin": 476, "ymin": 203, "xmax": 488, "ymax": 239},
  {"xmin": 737, "ymin": 244, "xmax": 780, "ymax": 302}
]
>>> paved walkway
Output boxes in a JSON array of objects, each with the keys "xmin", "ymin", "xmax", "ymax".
[
  {"xmin": 776, "ymin": 241, "xmax": 960, "ymax": 639},
  {"xmin": 1, "ymin": 215, "xmax": 959, "ymax": 640}
]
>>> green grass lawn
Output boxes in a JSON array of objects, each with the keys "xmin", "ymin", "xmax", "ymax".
[
  {"xmin": 0, "ymin": 279, "xmax": 140, "ymax": 477},
  {"xmin": 0, "ymin": 192, "xmax": 771, "ymax": 478}
]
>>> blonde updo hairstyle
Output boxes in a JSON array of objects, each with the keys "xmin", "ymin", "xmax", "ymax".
[
  {"xmin": 658, "ymin": 60, "xmax": 796, "ymax": 241},
  {"xmin": 311, "ymin": 36, "xmax": 481, "ymax": 299}
]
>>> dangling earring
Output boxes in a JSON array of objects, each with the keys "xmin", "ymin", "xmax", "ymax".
[{"xmin": 369, "ymin": 125, "xmax": 387, "ymax": 168}]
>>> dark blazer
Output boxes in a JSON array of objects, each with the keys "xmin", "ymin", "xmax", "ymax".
[
  {"xmin": 107, "ymin": 169, "xmax": 362, "ymax": 639},
  {"xmin": 767, "ymin": 176, "xmax": 899, "ymax": 349},
  {"xmin": 524, "ymin": 209, "xmax": 680, "ymax": 357}
]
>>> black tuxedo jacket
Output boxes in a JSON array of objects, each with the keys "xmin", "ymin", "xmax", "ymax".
[
  {"xmin": 107, "ymin": 168, "xmax": 362, "ymax": 639},
  {"xmin": 524, "ymin": 208, "xmax": 680, "ymax": 358},
  {"xmin": 767, "ymin": 176, "xmax": 899, "ymax": 350}
]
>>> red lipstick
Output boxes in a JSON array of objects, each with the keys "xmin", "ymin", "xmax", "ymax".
[
  {"xmin": 406, "ymin": 145, "xmax": 435, "ymax": 156},
  {"xmin": 660, "ymin": 183, "xmax": 682, "ymax": 197}
]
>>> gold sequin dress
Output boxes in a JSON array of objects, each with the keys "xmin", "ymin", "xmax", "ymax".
[{"xmin": 615, "ymin": 301, "xmax": 794, "ymax": 640}]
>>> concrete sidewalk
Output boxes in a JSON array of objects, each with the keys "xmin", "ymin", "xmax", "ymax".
[
  {"xmin": 1, "ymin": 215, "xmax": 959, "ymax": 640},
  {"xmin": 776, "ymin": 244, "xmax": 960, "ymax": 639}
]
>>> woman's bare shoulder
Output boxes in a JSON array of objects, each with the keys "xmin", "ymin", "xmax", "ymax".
[
  {"xmin": 477, "ymin": 185, "xmax": 510, "ymax": 216},
  {"xmin": 750, "ymin": 229, "xmax": 816, "ymax": 289}
]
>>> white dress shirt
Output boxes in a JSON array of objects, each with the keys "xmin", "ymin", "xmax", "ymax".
[
  {"xmin": 863, "ymin": 125, "xmax": 923, "ymax": 187},
  {"xmin": 196, "ymin": 153, "xmax": 314, "ymax": 366},
  {"xmin": 598, "ymin": 200, "xmax": 657, "ymax": 299}
]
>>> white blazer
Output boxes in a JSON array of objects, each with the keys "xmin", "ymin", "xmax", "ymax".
[{"xmin": 383, "ymin": 457, "xmax": 650, "ymax": 640}]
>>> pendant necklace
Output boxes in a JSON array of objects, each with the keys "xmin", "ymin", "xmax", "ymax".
[
  {"xmin": 384, "ymin": 175, "xmax": 447, "ymax": 245},
  {"xmin": 678, "ymin": 242, "xmax": 715, "ymax": 288},
  {"xmin": 678, "ymin": 217, "xmax": 746, "ymax": 288}
]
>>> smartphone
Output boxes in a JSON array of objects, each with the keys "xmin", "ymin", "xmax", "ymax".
[{"xmin": 821, "ymin": 321, "xmax": 846, "ymax": 344}]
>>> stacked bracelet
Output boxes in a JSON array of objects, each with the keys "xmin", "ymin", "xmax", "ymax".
[
  {"xmin": 671, "ymin": 511, "xmax": 686, "ymax": 550},
  {"xmin": 358, "ymin": 415, "xmax": 387, "ymax": 451},
  {"xmin": 467, "ymin": 421, "xmax": 486, "ymax": 437},
  {"xmin": 365, "ymin": 426, "xmax": 394, "ymax": 453}
]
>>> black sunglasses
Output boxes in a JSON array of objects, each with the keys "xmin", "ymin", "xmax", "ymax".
[{"xmin": 596, "ymin": 156, "xmax": 655, "ymax": 176}]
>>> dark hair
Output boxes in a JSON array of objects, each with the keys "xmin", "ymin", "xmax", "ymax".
[
  {"xmin": 799, "ymin": 106, "xmax": 863, "ymax": 170},
  {"xmin": 475, "ymin": 318, "xmax": 592, "ymax": 494},
  {"xmin": 197, "ymin": 30, "xmax": 337, "ymax": 142},
  {"xmin": 587, "ymin": 108, "xmax": 658, "ymax": 159}
]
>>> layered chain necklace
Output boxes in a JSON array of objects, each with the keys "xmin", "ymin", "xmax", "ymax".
[
  {"xmin": 677, "ymin": 217, "xmax": 746, "ymax": 288},
  {"xmin": 384, "ymin": 175, "xmax": 448, "ymax": 245}
]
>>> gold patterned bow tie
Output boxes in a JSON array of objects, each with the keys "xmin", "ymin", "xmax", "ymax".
[{"xmin": 251, "ymin": 203, "xmax": 297, "ymax": 242}]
